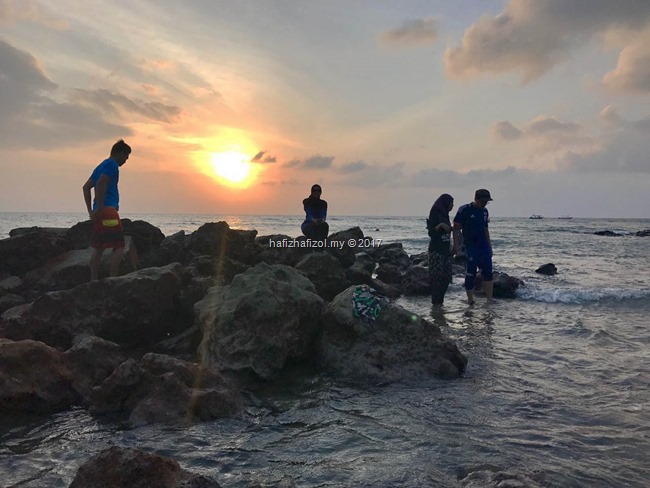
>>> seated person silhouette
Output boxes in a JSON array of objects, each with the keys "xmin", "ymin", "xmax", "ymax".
[{"xmin": 301, "ymin": 184, "xmax": 329, "ymax": 240}]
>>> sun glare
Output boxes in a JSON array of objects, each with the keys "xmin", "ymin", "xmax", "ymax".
[{"xmin": 209, "ymin": 151, "xmax": 255, "ymax": 187}]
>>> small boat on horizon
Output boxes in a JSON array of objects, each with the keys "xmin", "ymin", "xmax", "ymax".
[
  {"xmin": 558, "ymin": 215, "xmax": 573, "ymax": 220},
  {"xmin": 529, "ymin": 214, "xmax": 543, "ymax": 219}
]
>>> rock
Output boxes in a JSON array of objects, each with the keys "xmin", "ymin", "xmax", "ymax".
[
  {"xmin": 89, "ymin": 354, "xmax": 240, "ymax": 425},
  {"xmin": 65, "ymin": 221, "xmax": 93, "ymax": 249},
  {"xmin": 69, "ymin": 446, "xmax": 222, "ymax": 487},
  {"xmin": 359, "ymin": 241, "xmax": 403, "ymax": 261},
  {"xmin": 9, "ymin": 227, "xmax": 68, "ymax": 238},
  {"xmin": 0, "ymin": 293, "xmax": 26, "ymax": 314},
  {"xmin": 65, "ymin": 336, "xmax": 127, "ymax": 401},
  {"xmin": 187, "ymin": 254, "xmax": 248, "ymax": 284},
  {"xmin": 197, "ymin": 263, "xmax": 325, "ymax": 381},
  {"xmin": 121, "ymin": 219, "xmax": 165, "ymax": 254},
  {"xmin": 345, "ymin": 252, "xmax": 376, "ymax": 285},
  {"xmin": 402, "ymin": 265, "xmax": 430, "ymax": 296},
  {"xmin": 0, "ymin": 229, "xmax": 68, "ymax": 276},
  {"xmin": 22, "ymin": 236, "xmax": 139, "ymax": 292},
  {"xmin": 326, "ymin": 227, "xmax": 364, "ymax": 267},
  {"xmin": 0, "ymin": 264, "xmax": 189, "ymax": 350},
  {"xmin": 186, "ymin": 221, "xmax": 258, "ymax": 265},
  {"xmin": 594, "ymin": 230, "xmax": 620, "ymax": 236},
  {"xmin": 0, "ymin": 275, "xmax": 23, "ymax": 294},
  {"xmin": 410, "ymin": 251, "xmax": 428, "ymax": 267},
  {"xmin": 0, "ymin": 339, "xmax": 79, "ymax": 413},
  {"xmin": 535, "ymin": 263, "xmax": 557, "ymax": 275},
  {"xmin": 295, "ymin": 252, "xmax": 350, "ymax": 301},
  {"xmin": 375, "ymin": 263, "xmax": 403, "ymax": 285},
  {"xmin": 319, "ymin": 285, "xmax": 466, "ymax": 383},
  {"xmin": 378, "ymin": 247, "xmax": 411, "ymax": 272},
  {"xmin": 474, "ymin": 271, "xmax": 523, "ymax": 299},
  {"xmin": 142, "ymin": 230, "xmax": 187, "ymax": 268},
  {"xmin": 636, "ymin": 229, "xmax": 650, "ymax": 237},
  {"xmin": 369, "ymin": 278, "xmax": 402, "ymax": 299}
]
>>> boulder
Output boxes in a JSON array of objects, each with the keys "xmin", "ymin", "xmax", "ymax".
[
  {"xmin": 535, "ymin": 263, "xmax": 557, "ymax": 275},
  {"xmin": 255, "ymin": 234, "xmax": 311, "ymax": 267},
  {"xmin": 594, "ymin": 230, "xmax": 620, "ymax": 236},
  {"xmin": 0, "ymin": 275, "xmax": 23, "ymax": 294},
  {"xmin": 196, "ymin": 263, "xmax": 325, "ymax": 381},
  {"xmin": 121, "ymin": 219, "xmax": 165, "ymax": 254},
  {"xmin": 185, "ymin": 221, "xmax": 258, "ymax": 265},
  {"xmin": 65, "ymin": 335, "xmax": 127, "ymax": 401},
  {"xmin": 410, "ymin": 251, "xmax": 428, "ymax": 267},
  {"xmin": 319, "ymin": 285, "xmax": 466, "ymax": 382},
  {"xmin": 22, "ymin": 236, "xmax": 138, "ymax": 292},
  {"xmin": 326, "ymin": 227, "xmax": 364, "ymax": 267},
  {"xmin": 378, "ymin": 247, "xmax": 411, "ymax": 272},
  {"xmin": 0, "ymin": 293, "xmax": 26, "ymax": 314},
  {"xmin": 402, "ymin": 265, "xmax": 430, "ymax": 296},
  {"xmin": 359, "ymin": 241, "xmax": 403, "ymax": 261},
  {"xmin": 295, "ymin": 252, "xmax": 350, "ymax": 301},
  {"xmin": 0, "ymin": 263, "xmax": 189, "ymax": 349},
  {"xmin": 375, "ymin": 263, "xmax": 403, "ymax": 285},
  {"xmin": 474, "ymin": 271, "xmax": 523, "ymax": 299},
  {"xmin": 345, "ymin": 252, "xmax": 376, "ymax": 285},
  {"xmin": 0, "ymin": 229, "xmax": 68, "ymax": 276},
  {"xmin": 0, "ymin": 339, "xmax": 79, "ymax": 413},
  {"xmin": 369, "ymin": 278, "xmax": 402, "ymax": 299},
  {"xmin": 90, "ymin": 353, "xmax": 240, "ymax": 426},
  {"xmin": 636, "ymin": 229, "xmax": 650, "ymax": 237},
  {"xmin": 69, "ymin": 446, "xmax": 222, "ymax": 488},
  {"xmin": 187, "ymin": 254, "xmax": 248, "ymax": 284}
]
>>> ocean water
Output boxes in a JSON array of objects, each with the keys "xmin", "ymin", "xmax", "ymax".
[{"xmin": 1, "ymin": 213, "xmax": 649, "ymax": 487}]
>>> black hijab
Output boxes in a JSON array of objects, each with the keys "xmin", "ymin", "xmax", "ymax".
[
  {"xmin": 430, "ymin": 193, "xmax": 453, "ymax": 225},
  {"xmin": 303, "ymin": 185, "xmax": 327, "ymax": 211}
]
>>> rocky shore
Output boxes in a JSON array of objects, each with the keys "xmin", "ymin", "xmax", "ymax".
[{"xmin": 0, "ymin": 220, "xmax": 523, "ymax": 486}]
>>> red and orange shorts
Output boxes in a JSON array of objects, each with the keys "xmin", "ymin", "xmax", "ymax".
[{"xmin": 91, "ymin": 207, "xmax": 125, "ymax": 249}]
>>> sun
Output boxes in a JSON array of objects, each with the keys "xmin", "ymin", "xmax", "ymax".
[{"xmin": 209, "ymin": 151, "xmax": 255, "ymax": 187}]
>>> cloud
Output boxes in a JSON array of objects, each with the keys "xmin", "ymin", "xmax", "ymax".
[
  {"xmin": 251, "ymin": 150, "xmax": 277, "ymax": 164},
  {"xmin": 0, "ymin": 39, "xmax": 130, "ymax": 149},
  {"xmin": 380, "ymin": 17, "xmax": 440, "ymax": 47},
  {"xmin": 493, "ymin": 121, "xmax": 523, "ymax": 141},
  {"xmin": 0, "ymin": 0, "xmax": 68, "ymax": 29},
  {"xmin": 284, "ymin": 155, "xmax": 334, "ymax": 169},
  {"xmin": 336, "ymin": 162, "xmax": 406, "ymax": 188},
  {"xmin": 445, "ymin": 0, "xmax": 650, "ymax": 84},
  {"xmin": 602, "ymin": 28, "xmax": 650, "ymax": 94},
  {"xmin": 494, "ymin": 115, "xmax": 588, "ymax": 153},
  {"xmin": 406, "ymin": 167, "xmax": 519, "ymax": 188},
  {"xmin": 72, "ymin": 88, "xmax": 182, "ymax": 123},
  {"xmin": 337, "ymin": 160, "xmax": 369, "ymax": 174}
]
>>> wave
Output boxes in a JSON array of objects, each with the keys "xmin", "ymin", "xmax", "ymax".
[{"xmin": 516, "ymin": 286, "xmax": 650, "ymax": 304}]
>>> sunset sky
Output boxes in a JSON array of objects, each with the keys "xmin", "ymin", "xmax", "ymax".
[{"xmin": 1, "ymin": 0, "xmax": 649, "ymax": 217}]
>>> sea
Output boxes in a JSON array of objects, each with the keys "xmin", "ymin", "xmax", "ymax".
[{"xmin": 1, "ymin": 212, "xmax": 649, "ymax": 487}]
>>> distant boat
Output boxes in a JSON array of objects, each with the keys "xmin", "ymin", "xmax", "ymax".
[
  {"xmin": 558, "ymin": 215, "xmax": 573, "ymax": 220},
  {"xmin": 529, "ymin": 214, "xmax": 543, "ymax": 219}
]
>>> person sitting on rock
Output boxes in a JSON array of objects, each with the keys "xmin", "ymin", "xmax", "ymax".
[
  {"xmin": 301, "ymin": 184, "xmax": 329, "ymax": 241},
  {"xmin": 427, "ymin": 193, "xmax": 454, "ymax": 305}
]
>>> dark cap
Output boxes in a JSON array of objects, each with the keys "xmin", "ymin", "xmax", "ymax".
[{"xmin": 475, "ymin": 189, "xmax": 493, "ymax": 201}]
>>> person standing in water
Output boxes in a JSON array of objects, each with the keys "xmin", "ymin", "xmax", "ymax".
[
  {"xmin": 452, "ymin": 189, "xmax": 493, "ymax": 305},
  {"xmin": 301, "ymin": 184, "xmax": 329, "ymax": 241},
  {"xmin": 427, "ymin": 193, "xmax": 454, "ymax": 305}
]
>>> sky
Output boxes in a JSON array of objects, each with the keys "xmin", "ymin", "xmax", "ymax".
[{"xmin": 1, "ymin": 0, "xmax": 649, "ymax": 218}]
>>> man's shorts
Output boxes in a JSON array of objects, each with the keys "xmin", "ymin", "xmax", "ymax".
[
  {"xmin": 91, "ymin": 207, "xmax": 125, "ymax": 249},
  {"xmin": 464, "ymin": 245, "xmax": 493, "ymax": 290}
]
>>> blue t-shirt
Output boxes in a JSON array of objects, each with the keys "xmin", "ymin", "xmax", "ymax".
[
  {"xmin": 453, "ymin": 203, "xmax": 489, "ymax": 248},
  {"xmin": 90, "ymin": 158, "xmax": 120, "ymax": 210}
]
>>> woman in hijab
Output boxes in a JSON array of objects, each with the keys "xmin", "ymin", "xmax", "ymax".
[
  {"xmin": 427, "ymin": 193, "xmax": 454, "ymax": 305},
  {"xmin": 301, "ymin": 184, "xmax": 329, "ymax": 240}
]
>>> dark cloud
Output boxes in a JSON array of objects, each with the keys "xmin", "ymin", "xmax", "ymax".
[
  {"xmin": 494, "ymin": 116, "xmax": 588, "ymax": 153},
  {"xmin": 445, "ymin": 0, "xmax": 650, "ymax": 85},
  {"xmin": 0, "ymin": 39, "xmax": 130, "ymax": 149},
  {"xmin": 73, "ymin": 88, "xmax": 182, "ymax": 123},
  {"xmin": 337, "ymin": 160, "xmax": 369, "ymax": 174},
  {"xmin": 251, "ymin": 150, "xmax": 277, "ymax": 163},
  {"xmin": 493, "ymin": 121, "xmax": 523, "ymax": 141},
  {"xmin": 336, "ymin": 162, "xmax": 406, "ymax": 188},
  {"xmin": 380, "ymin": 17, "xmax": 440, "ymax": 47},
  {"xmin": 284, "ymin": 155, "xmax": 334, "ymax": 169},
  {"xmin": 407, "ymin": 167, "xmax": 519, "ymax": 187}
]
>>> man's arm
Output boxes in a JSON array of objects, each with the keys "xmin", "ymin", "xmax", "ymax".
[
  {"xmin": 485, "ymin": 228, "xmax": 492, "ymax": 254},
  {"xmin": 82, "ymin": 178, "xmax": 94, "ymax": 217},
  {"xmin": 92, "ymin": 174, "xmax": 110, "ymax": 218},
  {"xmin": 452, "ymin": 222, "xmax": 462, "ymax": 255}
]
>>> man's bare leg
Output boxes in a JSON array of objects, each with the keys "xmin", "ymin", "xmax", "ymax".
[
  {"xmin": 90, "ymin": 247, "xmax": 104, "ymax": 281},
  {"xmin": 466, "ymin": 289, "xmax": 475, "ymax": 305},
  {"xmin": 484, "ymin": 280, "xmax": 494, "ymax": 302},
  {"xmin": 109, "ymin": 247, "xmax": 124, "ymax": 277}
]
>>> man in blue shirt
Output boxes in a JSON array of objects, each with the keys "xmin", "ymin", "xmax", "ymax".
[
  {"xmin": 82, "ymin": 139, "xmax": 131, "ymax": 280},
  {"xmin": 452, "ymin": 189, "xmax": 493, "ymax": 305}
]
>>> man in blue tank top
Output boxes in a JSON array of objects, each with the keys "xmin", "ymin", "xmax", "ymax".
[{"xmin": 452, "ymin": 189, "xmax": 493, "ymax": 305}]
